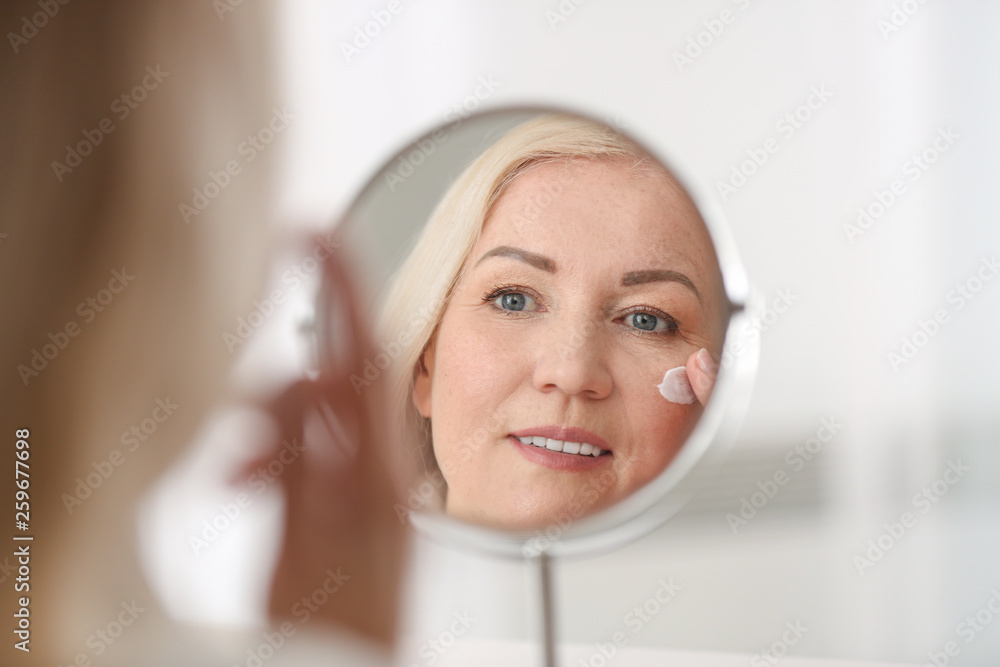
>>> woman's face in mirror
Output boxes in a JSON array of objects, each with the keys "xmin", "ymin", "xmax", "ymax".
[{"xmin": 413, "ymin": 157, "xmax": 727, "ymax": 529}]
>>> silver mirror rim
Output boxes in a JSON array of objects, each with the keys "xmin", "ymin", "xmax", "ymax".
[{"xmin": 320, "ymin": 104, "xmax": 761, "ymax": 560}]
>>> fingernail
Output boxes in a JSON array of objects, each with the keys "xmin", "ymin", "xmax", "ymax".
[{"xmin": 696, "ymin": 348, "xmax": 716, "ymax": 374}]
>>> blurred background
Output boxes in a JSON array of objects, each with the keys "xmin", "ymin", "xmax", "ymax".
[
  {"xmin": 270, "ymin": 0, "xmax": 1000, "ymax": 665},
  {"xmin": 25, "ymin": 0, "xmax": 998, "ymax": 665}
]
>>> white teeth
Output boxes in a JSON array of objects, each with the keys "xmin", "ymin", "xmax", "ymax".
[{"xmin": 516, "ymin": 435, "xmax": 606, "ymax": 457}]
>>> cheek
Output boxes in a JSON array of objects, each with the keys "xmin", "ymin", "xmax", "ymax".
[
  {"xmin": 433, "ymin": 317, "xmax": 523, "ymax": 407},
  {"xmin": 429, "ymin": 315, "xmax": 527, "ymax": 464},
  {"xmin": 618, "ymin": 357, "xmax": 702, "ymax": 467}
]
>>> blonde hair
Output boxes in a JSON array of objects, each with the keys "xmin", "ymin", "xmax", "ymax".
[{"xmin": 378, "ymin": 114, "xmax": 667, "ymax": 484}]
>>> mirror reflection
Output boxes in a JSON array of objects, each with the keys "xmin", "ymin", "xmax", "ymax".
[{"xmin": 342, "ymin": 113, "xmax": 730, "ymax": 530}]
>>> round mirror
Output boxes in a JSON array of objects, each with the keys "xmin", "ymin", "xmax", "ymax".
[{"xmin": 318, "ymin": 107, "xmax": 758, "ymax": 559}]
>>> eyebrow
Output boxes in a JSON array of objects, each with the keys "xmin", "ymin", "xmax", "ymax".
[
  {"xmin": 475, "ymin": 245, "xmax": 555, "ymax": 272},
  {"xmin": 475, "ymin": 245, "xmax": 701, "ymax": 302},
  {"xmin": 622, "ymin": 269, "xmax": 701, "ymax": 302}
]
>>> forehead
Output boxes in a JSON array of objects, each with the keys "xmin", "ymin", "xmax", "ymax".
[{"xmin": 480, "ymin": 158, "xmax": 715, "ymax": 272}]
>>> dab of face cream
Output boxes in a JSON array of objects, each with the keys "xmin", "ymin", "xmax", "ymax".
[{"xmin": 656, "ymin": 366, "xmax": 696, "ymax": 404}]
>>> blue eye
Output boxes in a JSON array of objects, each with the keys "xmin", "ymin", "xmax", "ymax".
[
  {"xmin": 495, "ymin": 292, "xmax": 537, "ymax": 312},
  {"xmin": 626, "ymin": 311, "xmax": 678, "ymax": 334},
  {"xmin": 483, "ymin": 285, "xmax": 541, "ymax": 314}
]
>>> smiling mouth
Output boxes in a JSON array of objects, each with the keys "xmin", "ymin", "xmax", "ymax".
[{"xmin": 514, "ymin": 435, "xmax": 609, "ymax": 457}]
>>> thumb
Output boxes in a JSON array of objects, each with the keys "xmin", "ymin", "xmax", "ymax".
[{"xmin": 686, "ymin": 348, "xmax": 718, "ymax": 406}]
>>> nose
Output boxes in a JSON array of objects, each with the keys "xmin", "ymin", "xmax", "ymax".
[{"xmin": 531, "ymin": 316, "xmax": 613, "ymax": 399}]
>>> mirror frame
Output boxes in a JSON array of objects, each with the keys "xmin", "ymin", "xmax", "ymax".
[{"xmin": 317, "ymin": 105, "xmax": 760, "ymax": 560}]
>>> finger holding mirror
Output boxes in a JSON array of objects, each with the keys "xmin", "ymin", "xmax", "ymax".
[
  {"xmin": 321, "ymin": 109, "xmax": 755, "ymax": 553},
  {"xmin": 256, "ymin": 244, "xmax": 408, "ymax": 646}
]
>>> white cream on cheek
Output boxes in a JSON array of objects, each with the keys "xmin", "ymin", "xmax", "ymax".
[{"xmin": 656, "ymin": 366, "xmax": 696, "ymax": 404}]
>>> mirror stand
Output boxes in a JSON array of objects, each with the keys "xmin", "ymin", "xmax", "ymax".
[{"xmin": 535, "ymin": 550, "xmax": 557, "ymax": 667}]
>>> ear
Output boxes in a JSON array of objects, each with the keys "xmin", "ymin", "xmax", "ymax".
[{"xmin": 412, "ymin": 339, "xmax": 436, "ymax": 418}]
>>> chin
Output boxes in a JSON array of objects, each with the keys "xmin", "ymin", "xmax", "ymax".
[{"xmin": 450, "ymin": 487, "xmax": 615, "ymax": 532}]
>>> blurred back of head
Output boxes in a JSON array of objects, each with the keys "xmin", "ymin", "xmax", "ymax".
[{"xmin": 0, "ymin": 1, "xmax": 278, "ymax": 662}]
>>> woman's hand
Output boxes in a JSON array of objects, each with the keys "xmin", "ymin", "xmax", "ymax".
[{"xmin": 242, "ymin": 242, "xmax": 408, "ymax": 648}]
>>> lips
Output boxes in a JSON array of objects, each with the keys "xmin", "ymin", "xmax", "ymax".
[{"xmin": 509, "ymin": 426, "xmax": 612, "ymax": 458}]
